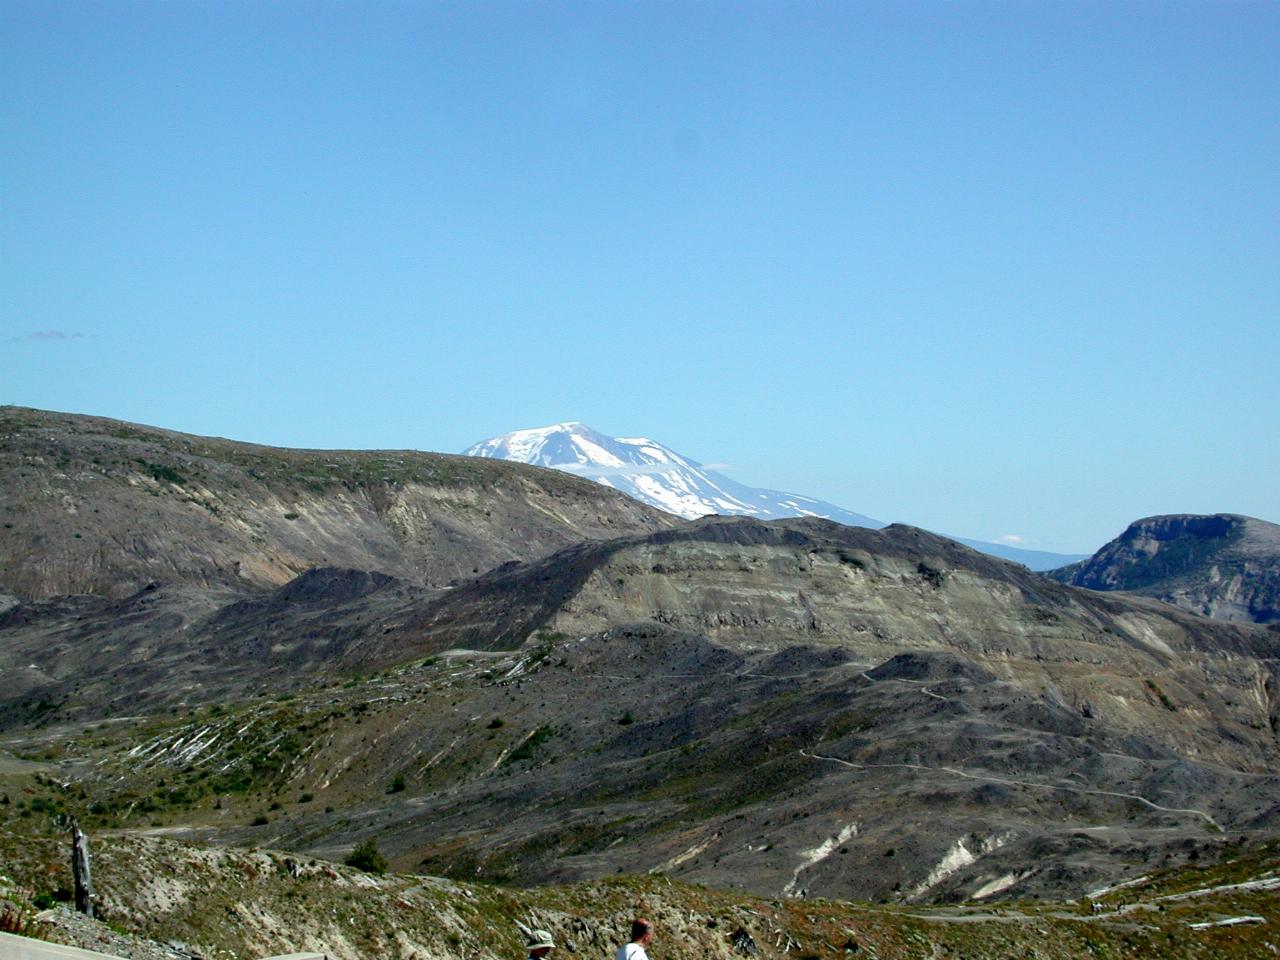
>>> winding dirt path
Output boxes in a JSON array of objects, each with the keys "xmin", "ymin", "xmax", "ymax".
[{"xmin": 799, "ymin": 749, "xmax": 1222, "ymax": 829}]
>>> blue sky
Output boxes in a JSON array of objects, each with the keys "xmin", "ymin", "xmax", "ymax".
[{"xmin": 3, "ymin": 1, "xmax": 1277, "ymax": 554}]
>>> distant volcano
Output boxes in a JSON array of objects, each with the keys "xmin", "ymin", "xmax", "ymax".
[
  {"xmin": 464, "ymin": 422, "xmax": 1086, "ymax": 570},
  {"xmin": 465, "ymin": 421, "xmax": 882, "ymax": 526}
]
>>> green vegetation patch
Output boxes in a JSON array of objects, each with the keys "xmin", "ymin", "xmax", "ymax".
[
  {"xmin": 344, "ymin": 838, "xmax": 388, "ymax": 874},
  {"xmin": 506, "ymin": 725, "xmax": 555, "ymax": 763}
]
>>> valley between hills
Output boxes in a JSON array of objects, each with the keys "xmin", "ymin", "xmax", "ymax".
[{"xmin": 2, "ymin": 406, "xmax": 1279, "ymax": 960}]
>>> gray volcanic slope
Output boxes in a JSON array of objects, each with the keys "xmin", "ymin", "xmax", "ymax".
[
  {"xmin": 1048, "ymin": 513, "xmax": 1280, "ymax": 624},
  {"xmin": 0, "ymin": 406, "xmax": 675, "ymax": 600},
  {"xmin": 366, "ymin": 516, "xmax": 1280, "ymax": 767},
  {"xmin": 6, "ymin": 516, "xmax": 1280, "ymax": 905},
  {"xmin": 16, "ymin": 615, "xmax": 1280, "ymax": 905}
]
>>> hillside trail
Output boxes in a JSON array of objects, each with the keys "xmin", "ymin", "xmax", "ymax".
[
  {"xmin": 514, "ymin": 647, "xmax": 1229, "ymax": 832},
  {"xmin": 799, "ymin": 748, "xmax": 1222, "ymax": 830},
  {"xmin": 805, "ymin": 668, "xmax": 1226, "ymax": 829}
]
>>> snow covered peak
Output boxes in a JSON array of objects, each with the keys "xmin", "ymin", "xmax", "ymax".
[
  {"xmin": 465, "ymin": 422, "xmax": 596, "ymax": 466},
  {"xmin": 465, "ymin": 422, "xmax": 658, "ymax": 472},
  {"xmin": 463, "ymin": 423, "xmax": 883, "ymax": 526},
  {"xmin": 463, "ymin": 423, "xmax": 1086, "ymax": 570}
]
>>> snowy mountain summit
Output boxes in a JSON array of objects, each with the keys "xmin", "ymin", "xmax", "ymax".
[
  {"xmin": 464, "ymin": 422, "xmax": 1090, "ymax": 571},
  {"xmin": 464, "ymin": 422, "xmax": 883, "ymax": 526}
]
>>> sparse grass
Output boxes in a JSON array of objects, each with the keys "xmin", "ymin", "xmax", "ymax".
[{"xmin": 0, "ymin": 899, "xmax": 38, "ymax": 936}]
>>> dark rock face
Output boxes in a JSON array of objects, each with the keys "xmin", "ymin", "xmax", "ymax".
[
  {"xmin": 1047, "ymin": 513, "xmax": 1280, "ymax": 624},
  {"xmin": 1055, "ymin": 515, "xmax": 1244, "ymax": 591}
]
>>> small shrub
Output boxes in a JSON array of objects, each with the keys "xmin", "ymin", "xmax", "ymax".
[
  {"xmin": 144, "ymin": 462, "xmax": 185, "ymax": 485},
  {"xmin": 251, "ymin": 814, "xmax": 269, "ymax": 826},
  {"xmin": 618, "ymin": 712, "xmax": 634, "ymax": 725},
  {"xmin": 344, "ymin": 839, "xmax": 387, "ymax": 875},
  {"xmin": 387, "ymin": 774, "xmax": 406, "ymax": 794},
  {"xmin": 487, "ymin": 717, "xmax": 505, "ymax": 729},
  {"xmin": 916, "ymin": 562, "xmax": 944, "ymax": 587},
  {"xmin": 1145, "ymin": 679, "xmax": 1177, "ymax": 712}
]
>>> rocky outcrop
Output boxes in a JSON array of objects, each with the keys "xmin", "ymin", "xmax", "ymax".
[
  {"xmin": 1047, "ymin": 514, "xmax": 1280, "ymax": 623},
  {"xmin": 0, "ymin": 407, "xmax": 675, "ymax": 600}
]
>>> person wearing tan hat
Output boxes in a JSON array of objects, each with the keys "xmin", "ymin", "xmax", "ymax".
[
  {"xmin": 615, "ymin": 918, "xmax": 654, "ymax": 960},
  {"xmin": 525, "ymin": 928, "xmax": 556, "ymax": 960}
]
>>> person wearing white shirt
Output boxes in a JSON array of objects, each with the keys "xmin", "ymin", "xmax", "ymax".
[{"xmin": 615, "ymin": 919, "xmax": 654, "ymax": 960}]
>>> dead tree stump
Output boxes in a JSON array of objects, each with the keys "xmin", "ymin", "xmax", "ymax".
[{"xmin": 71, "ymin": 818, "xmax": 94, "ymax": 918}]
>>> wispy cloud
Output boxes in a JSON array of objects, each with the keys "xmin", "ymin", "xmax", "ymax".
[
  {"xmin": 15, "ymin": 330, "xmax": 87, "ymax": 342},
  {"xmin": 998, "ymin": 534, "xmax": 1025, "ymax": 545}
]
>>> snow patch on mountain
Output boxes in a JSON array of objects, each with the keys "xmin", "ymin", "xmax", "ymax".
[{"xmin": 463, "ymin": 422, "xmax": 883, "ymax": 528}]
